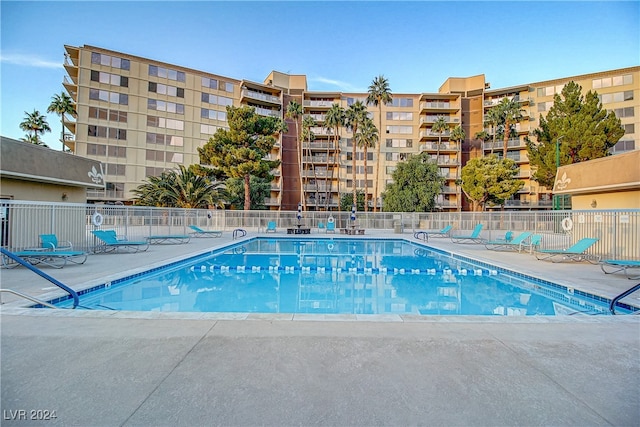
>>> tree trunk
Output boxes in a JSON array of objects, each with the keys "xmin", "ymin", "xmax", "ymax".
[
  {"xmin": 244, "ymin": 173, "xmax": 251, "ymax": 210},
  {"xmin": 363, "ymin": 146, "xmax": 368, "ymax": 212},
  {"xmin": 352, "ymin": 127, "xmax": 357, "ymax": 207},
  {"xmin": 503, "ymin": 120, "xmax": 509, "ymax": 158},
  {"xmin": 373, "ymin": 106, "xmax": 382, "ymax": 212}
]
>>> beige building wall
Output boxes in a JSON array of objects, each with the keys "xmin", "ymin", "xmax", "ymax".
[{"xmin": 63, "ymin": 45, "xmax": 639, "ymax": 211}]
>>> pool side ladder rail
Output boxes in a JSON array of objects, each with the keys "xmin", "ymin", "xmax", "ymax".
[
  {"xmin": 0, "ymin": 248, "xmax": 79, "ymax": 308},
  {"xmin": 609, "ymin": 282, "xmax": 640, "ymax": 315}
]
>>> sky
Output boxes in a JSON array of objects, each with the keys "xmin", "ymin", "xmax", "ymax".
[{"xmin": 1, "ymin": 1, "xmax": 638, "ymax": 151}]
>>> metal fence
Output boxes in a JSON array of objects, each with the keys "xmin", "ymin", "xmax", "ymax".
[{"xmin": 1, "ymin": 200, "xmax": 638, "ymax": 260}]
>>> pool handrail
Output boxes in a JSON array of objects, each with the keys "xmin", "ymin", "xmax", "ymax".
[{"xmin": 0, "ymin": 247, "xmax": 79, "ymax": 308}]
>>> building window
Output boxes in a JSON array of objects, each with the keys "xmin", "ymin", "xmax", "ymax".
[
  {"xmin": 145, "ymin": 167, "xmax": 167, "ymax": 177},
  {"xmin": 89, "ymin": 89, "xmax": 128, "ymax": 105},
  {"xmin": 385, "ymin": 125, "xmax": 412, "ymax": 134},
  {"xmin": 148, "ymin": 99, "xmax": 184, "ymax": 114},
  {"xmin": 88, "ymin": 125, "xmax": 126, "ymax": 140},
  {"xmin": 106, "ymin": 163, "xmax": 126, "ymax": 176},
  {"xmin": 91, "ymin": 52, "xmax": 130, "ymax": 70},
  {"xmin": 390, "ymin": 98, "xmax": 413, "ymax": 107},
  {"xmin": 386, "ymin": 112, "xmax": 413, "ymax": 120},
  {"xmin": 148, "ymin": 82, "xmax": 184, "ymax": 98},
  {"xmin": 201, "ymin": 77, "xmax": 218, "ymax": 90},
  {"xmin": 147, "ymin": 115, "xmax": 184, "ymax": 131},
  {"xmin": 90, "ymin": 70, "xmax": 128, "ymax": 87},
  {"xmin": 87, "ymin": 143, "xmax": 107, "ymax": 156},
  {"xmin": 385, "ymin": 138, "xmax": 412, "ymax": 147},
  {"xmin": 107, "ymin": 146, "xmax": 126, "ymax": 157},
  {"xmin": 623, "ymin": 124, "xmax": 635, "ymax": 134},
  {"xmin": 149, "ymin": 65, "xmax": 185, "ymax": 82},
  {"xmin": 201, "ymin": 108, "xmax": 227, "ymax": 121},
  {"xmin": 145, "ymin": 149, "xmax": 165, "ymax": 162},
  {"xmin": 614, "ymin": 107, "xmax": 634, "ymax": 118}
]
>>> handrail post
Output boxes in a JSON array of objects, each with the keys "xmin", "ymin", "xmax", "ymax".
[
  {"xmin": 609, "ymin": 283, "xmax": 640, "ymax": 315},
  {"xmin": 0, "ymin": 248, "xmax": 79, "ymax": 308}
]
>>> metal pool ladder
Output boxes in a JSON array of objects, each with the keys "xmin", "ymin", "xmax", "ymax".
[
  {"xmin": 609, "ymin": 282, "xmax": 640, "ymax": 315},
  {"xmin": 0, "ymin": 248, "xmax": 79, "ymax": 308}
]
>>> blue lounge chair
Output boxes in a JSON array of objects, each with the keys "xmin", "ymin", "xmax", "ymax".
[
  {"xmin": 519, "ymin": 234, "xmax": 542, "ymax": 254},
  {"xmin": 484, "ymin": 232, "xmax": 532, "ymax": 251},
  {"xmin": 317, "ymin": 222, "xmax": 325, "ymax": 233},
  {"xmin": 600, "ymin": 259, "xmax": 640, "ymax": 279},
  {"xmin": 414, "ymin": 225, "xmax": 453, "ymax": 241},
  {"xmin": 91, "ymin": 230, "xmax": 150, "ymax": 253},
  {"xmin": 266, "ymin": 221, "xmax": 277, "ymax": 233},
  {"xmin": 326, "ymin": 222, "xmax": 336, "ymax": 233},
  {"xmin": 188, "ymin": 225, "xmax": 222, "ymax": 238},
  {"xmin": 535, "ymin": 237, "xmax": 600, "ymax": 263},
  {"xmin": 2, "ymin": 248, "xmax": 87, "ymax": 269},
  {"xmin": 451, "ymin": 224, "xmax": 485, "ymax": 244},
  {"xmin": 40, "ymin": 234, "xmax": 73, "ymax": 251},
  {"xmin": 146, "ymin": 234, "xmax": 191, "ymax": 244}
]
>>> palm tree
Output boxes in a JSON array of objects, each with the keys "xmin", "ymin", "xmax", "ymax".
[
  {"xmin": 301, "ymin": 115, "xmax": 318, "ymax": 209},
  {"xmin": 366, "ymin": 75, "xmax": 392, "ymax": 212},
  {"xmin": 47, "ymin": 92, "xmax": 77, "ymax": 149},
  {"xmin": 483, "ymin": 106, "xmax": 502, "ymax": 154},
  {"xmin": 497, "ymin": 97, "xmax": 525, "ymax": 158},
  {"xmin": 132, "ymin": 164, "xmax": 225, "ymax": 208},
  {"xmin": 286, "ymin": 100, "xmax": 304, "ymax": 208},
  {"xmin": 449, "ymin": 125, "xmax": 466, "ymax": 211},
  {"xmin": 345, "ymin": 101, "xmax": 368, "ymax": 207},
  {"xmin": 355, "ymin": 117, "xmax": 379, "ymax": 212},
  {"xmin": 20, "ymin": 133, "xmax": 46, "ymax": 146},
  {"xmin": 431, "ymin": 115, "xmax": 449, "ymax": 158},
  {"xmin": 324, "ymin": 103, "xmax": 345, "ymax": 211},
  {"xmin": 19, "ymin": 110, "xmax": 51, "ymax": 146}
]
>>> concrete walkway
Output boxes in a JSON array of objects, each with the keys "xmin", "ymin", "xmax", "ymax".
[{"xmin": 1, "ymin": 230, "xmax": 639, "ymax": 426}]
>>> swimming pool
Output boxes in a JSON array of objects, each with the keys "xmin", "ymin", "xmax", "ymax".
[{"xmin": 53, "ymin": 238, "xmax": 629, "ymax": 315}]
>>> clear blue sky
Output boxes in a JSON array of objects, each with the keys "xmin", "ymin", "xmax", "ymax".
[{"xmin": 1, "ymin": 1, "xmax": 638, "ymax": 151}]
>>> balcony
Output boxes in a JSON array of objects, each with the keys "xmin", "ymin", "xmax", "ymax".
[
  {"xmin": 87, "ymin": 189, "xmax": 125, "ymax": 200},
  {"xmin": 308, "ymin": 113, "xmax": 326, "ymax": 122},
  {"xmin": 441, "ymin": 185, "xmax": 459, "ymax": 194},
  {"xmin": 420, "ymin": 142, "xmax": 460, "ymax": 152},
  {"xmin": 302, "ymin": 170, "xmax": 333, "ymax": 178},
  {"xmin": 264, "ymin": 197, "xmax": 280, "ymax": 206},
  {"xmin": 420, "ymin": 101, "xmax": 460, "ymax": 112},
  {"xmin": 483, "ymin": 95, "xmax": 533, "ymax": 108},
  {"xmin": 502, "ymin": 199, "xmax": 553, "ymax": 208},
  {"xmin": 483, "ymin": 138, "xmax": 526, "ymax": 151},
  {"xmin": 241, "ymin": 89, "xmax": 281, "ymax": 106},
  {"xmin": 304, "ymin": 141, "xmax": 337, "ymax": 150},
  {"xmin": 419, "ymin": 116, "xmax": 460, "ymax": 126},
  {"xmin": 309, "ymin": 126, "xmax": 332, "ymax": 136},
  {"xmin": 254, "ymin": 106, "xmax": 281, "ymax": 118},
  {"xmin": 303, "ymin": 156, "xmax": 336, "ymax": 164},
  {"xmin": 303, "ymin": 100, "xmax": 335, "ymax": 108},
  {"xmin": 419, "ymin": 129, "xmax": 450, "ymax": 139}
]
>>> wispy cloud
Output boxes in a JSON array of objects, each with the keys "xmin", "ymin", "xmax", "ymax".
[
  {"xmin": 0, "ymin": 53, "xmax": 61, "ymax": 69},
  {"xmin": 310, "ymin": 76, "xmax": 364, "ymax": 92}
]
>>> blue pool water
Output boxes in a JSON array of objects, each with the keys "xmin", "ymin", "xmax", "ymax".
[{"xmin": 54, "ymin": 238, "xmax": 626, "ymax": 315}]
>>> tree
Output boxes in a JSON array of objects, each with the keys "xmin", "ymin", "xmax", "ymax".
[
  {"xmin": 458, "ymin": 155, "xmax": 524, "ymax": 211},
  {"xmin": 496, "ymin": 97, "xmax": 525, "ymax": 158},
  {"xmin": 526, "ymin": 81, "xmax": 625, "ymax": 188},
  {"xmin": 345, "ymin": 101, "xmax": 368, "ymax": 208},
  {"xmin": 301, "ymin": 114, "xmax": 318, "ymax": 208},
  {"xmin": 340, "ymin": 191, "xmax": 365, "ymax": 212},
  {"xmin": 324, "ymin": 103, "xmax": 345, "ymax": 210},
  {"xmin": 482, "ymin": 106, "xmax": 502, "ymax": 154},
  {"xmin": 47, "ymin": 92, "xmax": 76, "ymax": 149},
  {"xmin": 366, "ymin": 75, "xmax": 392, "ymax": 213},
  {"xmin": 198, "ymin": 106, "xmax": 283, "ymax": 210},
  {"xmin": 382, "ymin": 153, "xmax": 444, "ymax": 212},
  {"xmin": 355, "ymin": 117, "xmax": 378, "ymax": 212},
  {"xmin": 19, "ymin": 110, "xmax": 51, "ymax": 146},
  {"xmin": 431, "ymin": 115, "xmax": 449, "ymax": 157},
  {"xmin": 132, "ymin": 164, "xmax": 225, "ymax": 208},
  {"xmin": 225, "ymin": 176, "xmax": 271, "ymax": 210},
  {"xmin": 286, "ymin": 100, "xmax": 304, "ymax": 208},
  {"xmin": 449, "ymin": 125, "xmax": 466, "ymax": 148}
]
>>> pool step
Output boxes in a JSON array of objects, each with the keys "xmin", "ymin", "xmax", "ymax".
[{"xmin": 190, "ymin": 265, "xmax": 499, "ymax": 276}]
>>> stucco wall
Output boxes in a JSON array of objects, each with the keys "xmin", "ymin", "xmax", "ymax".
[
  {"xmin": 1, "ymin": 178, "xmax": 87, "ymax": 203},
  {"xmin": 571, "ymin": 190, "xmax": 640, "ymax": 210}
]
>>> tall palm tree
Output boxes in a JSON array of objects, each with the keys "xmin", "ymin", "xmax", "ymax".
[
  {"xmin": 47, "ymin": 92, "xmax": 77, "ymax": 149},
  {"xmin": 301, "ymin": 115, "xmax": 318, "ymax": 209},
  {"xmin": 286, "ymin": 100, "xmax": 304, "ymax": 208},
  {"xmin": 431, "ymin": 115, "xmax": 449, "ymax": 158},
  {"xmin": 324, "ymin": 103, "xmax": 345, "ymax": 211},
  {"xmin": 483, "ymin": 106, "xmax": 502, "ymax": 154},
  {"xmin": 19, "ymin": 110, "xmax": 51, "ymax": 146},
  {"xmin": 355, "ymin": 117, "xmax": 379, "ymax": 212},
  {"xmin": 449, "ymin": 125, "xmax": 466, "ymax": 211},
  {"xmin": 345, "ymin": 101, "xmax": 368, "ymax": 207},
  {"xmin": 497, "ymin": 97, "xmax": 525, "ymax": 158},
  {"xmin": 366, "ymin": 75, "xmax": 392, "ymax": 212}
]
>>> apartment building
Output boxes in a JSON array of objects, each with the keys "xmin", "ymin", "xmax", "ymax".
[{"xmin": 62, "ymin": 44, "xmax": 639, "ymax": 211}]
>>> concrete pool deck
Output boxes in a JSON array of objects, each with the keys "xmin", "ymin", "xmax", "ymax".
[{"xmin": 1, "ymin": 230, "xmax": 639, "ymax": 426}]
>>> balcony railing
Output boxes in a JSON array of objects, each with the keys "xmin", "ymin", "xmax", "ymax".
[
  {"xmin": 420, "ymin": 130, "xmax": 450, "ymax": 138},
  {"xmin": 483, "ymin": 138, "xmax": 525, "ymax": 151},
  {"xmin": 303, "ymin": 156, "xmax": 336, "ymax": 164},
  {"xmin": 420, "ymin": 101, "xmax": 458, "ymax": 110},
  {"xmin": 420, "ymin": 142, "xmax": 460, "ymax": 152},
  {"xmin": 304, "ymin": 100, "xmax": 335, "ymax": 108},
  {"xmin": 241, "ymin": 89, "xmax": 281, "ymax": 105}
]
